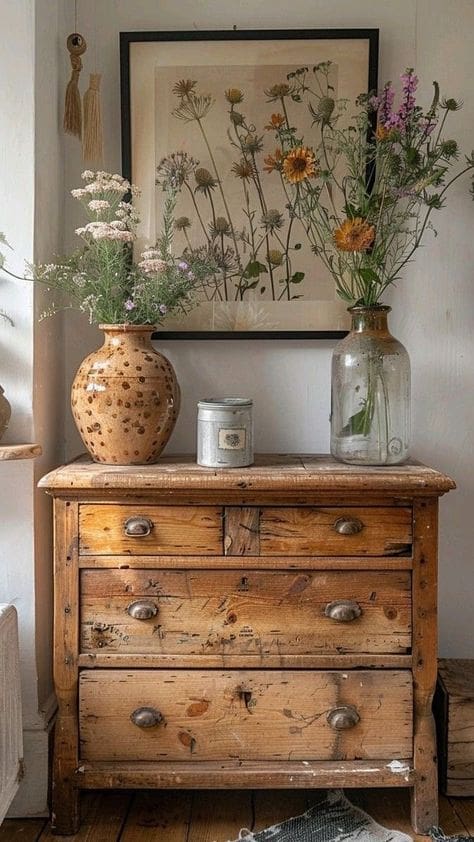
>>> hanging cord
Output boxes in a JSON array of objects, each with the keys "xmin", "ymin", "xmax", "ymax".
[{"xmin": 64, "ymin": 32, "xmax": 87, "ymax": 138}]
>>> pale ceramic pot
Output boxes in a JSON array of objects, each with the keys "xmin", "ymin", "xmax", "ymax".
[
  {"xmin": 71, "ymin": 324, "xmax": 180, "ymax": 465},
  {"xmin": 0, "ymin": 384, "xmax": 11, "ymax": 441}
]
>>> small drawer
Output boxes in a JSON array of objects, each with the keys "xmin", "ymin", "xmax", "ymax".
[
  {"xmin": 79, "ymin": 668, "xmax": 413, "ymax": 762},
  {"xmin": 80, "ymin": 569, "xmax": 412, "ymax": 657},
  {"xmin": 259, "ymin": 507, "xmax": 412, "ymax": 557},
  {"xmin": 79, "ymin": 505, "xmax": 223, "ymax": 556}
]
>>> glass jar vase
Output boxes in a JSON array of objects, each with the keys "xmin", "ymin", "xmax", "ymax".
[{"xmin": 330, "ymin": 306, "xmax": 410, "ymax": 466}]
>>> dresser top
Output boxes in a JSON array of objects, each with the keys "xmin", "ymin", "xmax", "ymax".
[{"xmin": 39, "ymin": 453, "xmax": 455, "ymax": 497}]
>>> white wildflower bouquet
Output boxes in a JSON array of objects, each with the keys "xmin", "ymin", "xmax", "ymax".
[{"xmin": 36, "ymin": 170, "xmax": 215, "ymax": 325}]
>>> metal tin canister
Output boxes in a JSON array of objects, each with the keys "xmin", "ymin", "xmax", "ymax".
[{"xmin": 197, "ymin": 398, "xmax": 253, "ymax": 468}]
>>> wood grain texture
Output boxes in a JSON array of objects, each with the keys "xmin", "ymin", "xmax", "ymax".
[
  {"xmin": 80, "ymin": 569, "xmax": 412, "ymax": 657},
  {"xmin": 187, "ymin": 790, "xmax": 252, "ymax": 842},
  {"xmin": 39, "ymin": 454, "xmax": 456, "ymax": 497},
  {"xmin": 4, "ymin": 790, "xmax": 473, "ymax": 841},
  {"xmin": 411, "ymin": 498, "xmax": 439, "ymax": 834},
  {"xmin": 51, "ymin": 499, "xmax": 81, "ymax": 836},
  {"xmin": 260, "ymin": 507, "xmax": 412, "ymax": 557},
  {"xmin": 42, "ymin": 455, "xmax": 455, "ymax": 835},
  {"xmin": 76, "ymin": 760, "xmax": 415, "ymax": 790},
  {"xmin": 79, "ymin": 669, "xmax": 413, "ymax": 763},
  {"xmin": 78, "ymin": 553, "xmax": 413, "ymax": 570},
  {"xmin": 224, "ymin": 507, "xmax": 260, "ymax": 556},
  {"xmin": 79, "ymin": 505, "xmax": 223, "ymax": 555},
  {"xmin": 436, "ymin": 659, "xmax": 474, "ymax": 796},
  {"xmin": 119, "ymin": 790, "xmax": 191, "ymax": 842},
  {"xmin": 39, "ymin": 791, "xmax": 132, "ymax": 841}
]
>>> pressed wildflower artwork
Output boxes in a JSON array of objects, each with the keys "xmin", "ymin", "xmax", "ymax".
[{"xmin": 121, "ymin": 29, "xmax": 377, "ymax": 335}]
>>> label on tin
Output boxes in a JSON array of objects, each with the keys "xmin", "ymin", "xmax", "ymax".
[{"xmin": 218, "ymin": 428, "xmax": 246, "ymax": 450}]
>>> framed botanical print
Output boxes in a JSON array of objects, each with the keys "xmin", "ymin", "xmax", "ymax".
[{"xmin": 120, "ymin": 29, "xmax": 378, "ymax": 338}]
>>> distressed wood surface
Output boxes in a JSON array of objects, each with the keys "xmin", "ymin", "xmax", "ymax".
[
  {"xmin": 410, "ymin": 498, "xmax": 439, "ymax": 834},
  {"xmin": 78, "ymin": 653, "xmax": 413, "ymax": 669},
  {"xmin": 0, "ymin": 443, "xmax": 42, "ymax": 461},
  {"xmin": 76, "ymin": 760, "xmax": 415, "ymax": 790},
  {"xmin": 80, "ymin": 569, "xmax": 412, "ymax": 657},
  {"xmin": 79, "ymin": 669, "xmax": 413, "ymax": 763},
  {"xmin": 51, "ymin": 499, "xmax": 81, "ymax": 836},
  {"xmin": 79, "ymin": 505, "xmax": 223, "ymax": 556},
  {"xmin": 78, "ymin": 553, "xmax": 414, "ymax": 570},
  {"xmin": 43, "ymin": 455, "xmax": 455, "ymax": 835},
  {"xmin": 436, "ymin": 659, "xmax": 474, "ymax": 796},
  {"xmin": 224, "ymin": 507, "xmax": 260, "ymax": 555},
  {"xmin": 259, "ymin": 507, "xmax": 412, "ymax": 557},
  {"xmin": 40, "ymin": 454, "xmax": 456, "ymax": 496},
  {"xmin": 39, "ymin": 791, "xmax": 132, "ymax": 841}
]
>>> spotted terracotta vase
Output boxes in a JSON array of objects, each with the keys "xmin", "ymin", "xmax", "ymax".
[
  {"xmin": 71, "ymin": 324, "xmax": 180, "ymax": 465},
  {"xmin": 0, "ymin": 384, "xmax": 11, "ymax": 441}
]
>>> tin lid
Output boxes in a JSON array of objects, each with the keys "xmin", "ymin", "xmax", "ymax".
[{"xmin": 198, "ymin": 397, "xmax": 253, "ymax": 410}]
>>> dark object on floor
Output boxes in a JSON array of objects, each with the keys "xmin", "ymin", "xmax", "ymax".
[
  {"xmin": 230, "ymin": 790, "xmax": 412, "ymax": 842},
  {"xmin": 435, "ymin": 659, "xmax": 474, "ymax": 796}
]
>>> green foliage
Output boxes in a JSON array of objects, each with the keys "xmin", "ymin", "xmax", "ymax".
[{"xmin": 34, "ymin": 172, "xmax": 216, "ymax": 325}]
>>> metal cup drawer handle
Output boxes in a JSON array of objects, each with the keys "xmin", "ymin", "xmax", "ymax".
[
  {"xmin": 334, "ymin": 517, "xmax": 363, "ymax": 535},
  {"xmin": 124, "ymin": 516, "xmax": 154, "ymax": 537},
  {"xmin": 324, "ymin": 600, "xmax": 362, "ymax": 622},
  {"xmin": 130, "ymin": 706, "xmax": 163, "ymax": 728},
  {"xmin": 327, "ymin": 705, "xmax": 360, "ymax": 730},
  {"xmin": 127, "ymin": 600, "xmax": 159, "ymax": 621}
]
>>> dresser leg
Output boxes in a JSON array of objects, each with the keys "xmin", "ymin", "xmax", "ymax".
[
  {"xmin": 411, "ymin": 498, "xmax": 439, "ymax": 834},
  {"xmin": 51, "ymin": 776, "xmax": 80, "ymax": 835},
  {"xmin": 411, "ymin": 713, "xmax": 438, "ymax": 833}
]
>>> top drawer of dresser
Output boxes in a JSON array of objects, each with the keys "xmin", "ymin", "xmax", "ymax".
[
  {"xmin": 79, "ymin": 505, "xmax": 224, "ymax": 555},
  {"xmin": 78, "ymin": 504, "xmax": 412, "ymax": 557}
]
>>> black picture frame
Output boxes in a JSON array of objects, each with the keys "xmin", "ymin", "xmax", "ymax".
[{"xmin": 120, "ymin": 28, "xmax": 379, "ymax": 340}]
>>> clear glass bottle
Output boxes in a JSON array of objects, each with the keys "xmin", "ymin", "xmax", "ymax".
[{"xmin": 330, "ymin": 306, "xmax": 410, "ymax": 466}]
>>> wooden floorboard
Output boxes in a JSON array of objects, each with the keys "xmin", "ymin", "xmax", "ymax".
[
  {"xmin": 118, "ymin": 791, "xmax": 191, "ymax": 842},
  {"xmin": 447, "ymin": 797, "xmax": 474, "ymax": 835},
  {"xmin": 0, "ymin": 818, "xmax": 47, "ymax": 842},
  {"xmin": 1, "ymin": 790, "xmax": 473, "ymax": 841},
  {"xmin": 187, "ymin": 790, "xmax": 253, "ymax": 842}
]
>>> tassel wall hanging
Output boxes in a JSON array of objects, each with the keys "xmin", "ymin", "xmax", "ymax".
[
  {"xmin": 63, "ymin": 32, "xmax": 87, "ymax": 139},
  {"xmin": 82, "ymin": 73, "xmax": 103, "ymax": 163}
]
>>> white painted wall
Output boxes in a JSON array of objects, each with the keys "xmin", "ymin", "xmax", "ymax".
[
  {"xmin": 0, "ymin": 0, "xmax": 63, "ymax": 816},
  {"xmin": 62, "ymin": 0, "xmax": 474, "ymax": 657}
]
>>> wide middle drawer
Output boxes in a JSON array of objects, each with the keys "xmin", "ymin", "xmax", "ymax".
[
  {"xmin": 79, "ymin": 668, "xmax": 413, "ymax": 762},
  {"xmin": 80, "ymin": 569, "xmax": 412, "ymax": 656}
]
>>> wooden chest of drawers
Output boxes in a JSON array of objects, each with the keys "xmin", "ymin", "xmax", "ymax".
[{"xmin": 40, "ymin": 454, "xmax": 454, "ymax": 835}]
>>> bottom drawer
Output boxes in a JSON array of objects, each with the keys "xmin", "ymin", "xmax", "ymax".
[{"xmin": 79, "ymin": 669, "xmax": 413, "ymax": 762}]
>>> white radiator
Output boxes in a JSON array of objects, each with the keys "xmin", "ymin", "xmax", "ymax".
[{"xmin": 0, "ymin": 604, "xmax": 23, "ymax": 823}]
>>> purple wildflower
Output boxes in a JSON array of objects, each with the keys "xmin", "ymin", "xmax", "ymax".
[
  {"xmin": 378, "ymin": 82, "xmax": 395, "ymax": 127},
  {"xmin": 178, "ymin": 260, "xmax": 189, "ymax": 271},
  {"xmin": 187, "ymin": 270, "xmax": 195, "ymax": 281},
  {"xmin": 124, "ymin": 299, "xmax": 135, "ymax": 311},
  {"xmin": 159, "ymin": 304, "xmax": 168, "ymax": 315},
  {"xmin": 398, "ymin": 68, "xmax": 418, "ymax": 123}
]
